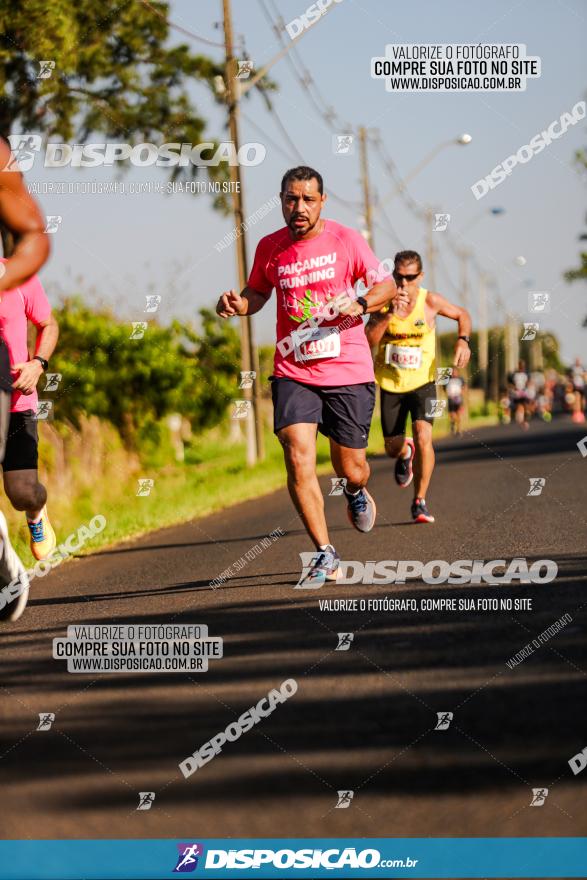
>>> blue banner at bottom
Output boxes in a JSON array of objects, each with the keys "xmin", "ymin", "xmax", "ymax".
[{"xmin": 0, "ymin": 838, "xmax": 585, "ymax": 879}]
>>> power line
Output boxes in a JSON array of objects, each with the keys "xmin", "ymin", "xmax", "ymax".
[
  {"xmin": 241, "ymin": 109, "xmax": 359, "ymax": 212},
  {"xmin": 259, "ymin": 0, "xmax": 353, "ymax": 134},
  {"xmin": 376, "ymin": 204, "xmax": 404, "ymax": 249},
  {"xmin": 139, "ymin": 0, "xmax": 225, "ymax": 48}
]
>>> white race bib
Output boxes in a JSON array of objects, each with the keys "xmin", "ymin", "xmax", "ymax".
[
  {"xmin": 385, "ymin": 343, "xmax": 422, "ymax": 370},
  {"xmin": 292, "ymin": 327, "xmax": 341, "ymax": 363}
]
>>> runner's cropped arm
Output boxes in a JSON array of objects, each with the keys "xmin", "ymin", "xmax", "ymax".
[
  {"xmin": 239, "ymin": 287, "xmax": 272, "ymax": 316},
  {"xmin": 361, "ymin": 279, "xmax": 397, "ymax": 313},
  {"xmin": 428, "ymin": 291, "xmax": 472, "ymax": 336},
  {"xmin": 0, "ymin": 140, "xmax": 50, "ymax": 290},
  {"xmin": 364, "ymin": 309, "xmax": 390, "ymax": 347},
  {"xmin": 34, "ymin": 313, "xmax": 59, "ymax": 362}
]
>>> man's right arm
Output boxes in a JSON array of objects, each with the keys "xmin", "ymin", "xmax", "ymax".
[
  {"xmin": 216, "ymin": 286, "xmax": 271, "ymax": 318},
  {"xmin": 364, "ymin": 310, "xmax": 389, "ymax": 348},
  {"xmin": 0, "ymin": 139, "xmax": 50, "ymax": 290}
]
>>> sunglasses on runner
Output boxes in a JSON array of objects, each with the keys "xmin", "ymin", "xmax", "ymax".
[{"xmin": 393, "ymin": 270, "xmax": 421, "ymax": 282}]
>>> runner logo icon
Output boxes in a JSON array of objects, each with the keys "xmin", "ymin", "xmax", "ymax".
[
  {"xmin": 336, "ymin": 632, "xmax": 354, "ymax": 651},
  {"xmin": 521, "ymin": 322, "xmax": 539, "ymax": 341},
  {"xmin": 36, "ymin": 713, "xmax": 55, "ymax": 731},
  {"xmin": 329, "ymin": 477, "xmax": 347, "ymax": 496},
  {"xmin": 173, "ymin": 843, "xmax": 204, "ymax": 872},
  {"xmin": 435, "ymin": 712, "xmax": 453, "ymax": 730},
  {"xmin": 336, "ymin": 790, "xmax": 354, "ymax": 808},
  {"xmin": 433, "ymin": 213, "xmax": 451, "ymax": 231},
  {"xmin": 527, "ymin": 477, "xmax": 546, "ymax": 496},
  {"xmin": 530, "ymin": 788, "xmax": 549, "ymax": 806},
  {"xmin": 136, "ymin": 792, "xmax": 155, "ymax": 810}
]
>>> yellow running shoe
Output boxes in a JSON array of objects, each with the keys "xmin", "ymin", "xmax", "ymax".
[{"xmin": 27, "ymin": 506, "xmax": 56, "ymax": 561}]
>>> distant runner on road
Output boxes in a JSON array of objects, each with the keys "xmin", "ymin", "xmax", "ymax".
[
  {"xmin": 509, "ymin": 360, "xmax": 530, "ymax": 430},
  {"xmin": 446, "ymin": 368, "xmax": 466, "ymax": 436},
  {"xmin": 216, "ymin": 165, "xmax": 401, "ymax": 586}
]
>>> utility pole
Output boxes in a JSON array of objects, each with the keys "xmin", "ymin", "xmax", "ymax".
[
  {"xmin": 222, "ymin": 0, "xmax": 263, "ymax": 464},
  {"xmin": 478, "ymin": 272, "xmax": 489, "ymax": 402},
  {"xmin": 358, "ymin": 127, "xmax": 374, "ymax": 251},
  {"xmin": 425, "ymin": 207, "xmax": 436, "ymax": 290},
  {"xmin": 458, "ymin": 246, "xmax": 470, "ymax": 312},
  {"xmin": 504, "ymin": 312, "xmax": 519, "ymax": 382}
]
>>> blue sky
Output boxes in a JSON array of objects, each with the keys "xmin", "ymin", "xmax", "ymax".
[{"xmin": 30, "ymin": 0, "xmax": 587, "ymax": 361}]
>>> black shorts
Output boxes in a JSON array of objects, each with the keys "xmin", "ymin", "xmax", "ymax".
[
  {"xmin": 271, "ymin": 377, "xmax": 376, "ymax": 449},
  {"xmin": 2, "ymin": 410, "xmax": 39, "ymax": 472},
  {"xmin": 381, "ymin": 382, "xmax": 436, "ymax": 437},
  {"xmin": 448, "ymin": 398, "xmax": 463, "ymax": 413}
]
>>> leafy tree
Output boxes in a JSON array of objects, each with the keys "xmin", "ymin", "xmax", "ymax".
[
  {"xmin": 49, "ymin": 297, "xmax": 241, "ymax": 445},
  {"xmin": 564, "ymin": 148, "xmax": 587, "ymax": 324},
  {"xmin": 0, "ymin": 0, "xmax": 275, "ymax": 235}
]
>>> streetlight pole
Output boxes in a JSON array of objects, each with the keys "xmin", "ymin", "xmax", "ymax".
[
  {"xmin": 478, "ymin": 271, "xmax": 489, "ymax": 399},
  {"xmin": 425, "ymin": 206, "xmax": 437, "ymax": 291}
]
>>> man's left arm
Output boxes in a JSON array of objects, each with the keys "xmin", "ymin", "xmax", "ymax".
[
  {"xmin": 0, "ymin": 139, "xmax": 50, "ymax": 290},
  {"xmin": 337, "ymin": 235, "xmax": 399, "ymax": 317},
  {"xmin": 12, "ymin": 313, "xmax": 59, "ymax": 395},
  {"xmin": 427, "ymin": 291, "xmax": 472, "ymax": 368}
]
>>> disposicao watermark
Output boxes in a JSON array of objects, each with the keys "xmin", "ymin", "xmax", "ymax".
[
  {"xmin": 0, "ymin": 515, "xmax": 106, "ymax": 614},
  {"xmin": 295, "ymin": 556, "xmax": 557, "ymax": 589},
  {"xmin": 179, "ymin": 678, "xmax": 297, "ymax": 777},
  {"xmin": 471, "ymin": 101, "xmax": 585, "ymax": 199}
]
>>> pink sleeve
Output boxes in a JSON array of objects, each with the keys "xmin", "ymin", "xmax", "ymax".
[
  {"xmin": 348, "ymin": 230, "xmax": 391, "ymax": 287},
  {"xmin": 20, "ymin": 274, "xmax": 51, "ymax": 325},
  {"xmin": 247, "ymin": 238, "xmax": 274, "ymax": 295}
]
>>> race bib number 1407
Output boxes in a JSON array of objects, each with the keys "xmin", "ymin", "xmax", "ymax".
[{"xmin": 292, "ymin": 327, "xmax": 341, "ymax": 362}]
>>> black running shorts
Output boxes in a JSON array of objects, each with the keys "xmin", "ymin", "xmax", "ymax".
[
  {"xmin": 2, "ymin": 410, "xmax": 39, "ymax": 472},
  {"xmin": 380, "ymin": 382, "xmax": 437, "ymax": 437},
  {"xmin": 271, "ymin": 377, "xmax": 376, "ymax": 449}
]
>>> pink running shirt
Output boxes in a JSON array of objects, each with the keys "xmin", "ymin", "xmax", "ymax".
[
  {"xmin": 0, "ymin": 259, "xmax": 52, "ymax": 412},
  {"xmin": 247, "ymin": 219, "xmax": 391, "ymax": 386}
]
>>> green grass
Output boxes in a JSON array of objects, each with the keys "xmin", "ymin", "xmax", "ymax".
[{"xmin": 9, "ymin": 406, "xmax": 498, "ymax": 566}]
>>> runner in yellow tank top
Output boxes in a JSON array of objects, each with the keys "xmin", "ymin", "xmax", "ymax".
[{"xmin": 366, "ymin": 250, "xmax": 472, "ymax": 523}]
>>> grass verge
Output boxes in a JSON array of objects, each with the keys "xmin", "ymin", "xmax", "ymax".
[{"xmin": 7, "ymin": 406, "xmax": 498, "ymax": 565}]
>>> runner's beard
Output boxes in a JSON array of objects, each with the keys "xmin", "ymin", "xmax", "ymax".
[{"xmin": 289, "ymin": 215, "xmax": 319, "ymax": 238}]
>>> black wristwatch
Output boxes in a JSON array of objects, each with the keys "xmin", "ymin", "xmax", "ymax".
[
  {"xmin": 458, "ymin": 335, "xmax": 470, "ymax": 345},
  {"xmin": 356, "ymin": 296, "xmax": 369, "ymax": 314},
  {"xmin": 33, "ymin": 355, "xmax": 49, "ymax": 371}
]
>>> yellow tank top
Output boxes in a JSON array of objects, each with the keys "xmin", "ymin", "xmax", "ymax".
[{"xmin": 374, "ymin": 287, "xmax": 436, "ymax": 393}]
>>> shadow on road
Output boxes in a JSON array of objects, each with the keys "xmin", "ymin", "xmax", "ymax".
[{"xmin": 2, "ymin": 553, "xmax": 586, "ymax": 820}]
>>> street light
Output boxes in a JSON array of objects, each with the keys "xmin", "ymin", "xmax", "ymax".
[
  {"xmin": 458, "ymin": 206, "xmax": 505, "ymax": 237},
  {"xmin": 380, "ymin": 133, "xmax": 473, "ymax": 204}
]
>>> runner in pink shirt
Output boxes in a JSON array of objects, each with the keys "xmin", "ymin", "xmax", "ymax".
[
  {"xmin": 0, "ymin": 135, "xmax": 52, "ymax": 623},
  {"xmin": 0, "ymin": 258, "xmax": 59, "ymax": 566},
  {"xmin": 216, "ymin": 166, "xmax": 403, "ymax": 586}
]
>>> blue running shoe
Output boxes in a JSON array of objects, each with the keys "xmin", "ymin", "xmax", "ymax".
[
  {"xmin": 296, "ymin": 545, "xmax": 341, "ymax": 589},
  {"xmin": 344, "ymin": 487, "xmax": 376, "ymax": 533},
  {"xmin": 395, "ymin": 437, "xmax": 415, "ymax": 488}
]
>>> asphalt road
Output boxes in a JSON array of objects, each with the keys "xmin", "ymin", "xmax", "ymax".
[{"xmin": 1, "ymin": 417, "xmax": 586, "ymax": 843}]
